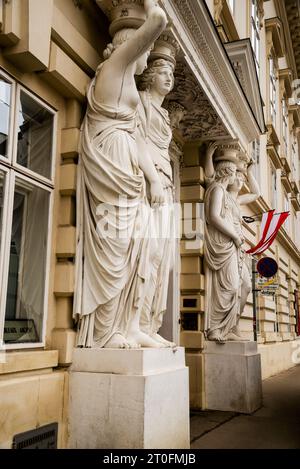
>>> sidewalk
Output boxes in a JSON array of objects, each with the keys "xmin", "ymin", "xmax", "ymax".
[{"xmin": 191, "ymin": 365, "xmax": 300, "ymax": 449}]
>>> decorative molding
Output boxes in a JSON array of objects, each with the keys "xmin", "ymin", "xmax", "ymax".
[
  {"xmin": 214, "ymin": 0, "xmax": 225, "ymax": 25},
  {"xmin": 265, "ymin": 17, "xmax": 285, "ymax": 58},
  {"xmin": 257, "ymin": 0, "xmax": 265, "ymax": 28},
  {"xmin": 285, "ymin": 0, "xmax": 300, "ymax": 79},
  {"xmin": 281, "ymin": 156, "xmax": 292, "ymax": 175},
  {"xmin": 291, "ymin": 180, "xmax": 299, "ymax": 195},
  {"xmin": 267, "ymin": 144, "xmax": 283, "ymax": 170},
  {"xmin": 225, "ymin": 39, "xmax": 266, "ymax": 133},
  {"xmin": 267, "ymin": 123, "xmax": 280, "ymax": 147},
  {"xmin": 281, "ymin": 169, "xmax": 293, "ymax": 194},
  {"xmin": 150, "ymin": 29, "xmax": 180, "ymax": 66},
  {"xmin": 160, "ymin": 0, "xmax": 261, "ymax": 149},
  {"xmin": 232, "ymin": 61, "xmax": 246, "ymax": 90},
  {"xmin": 289, "ymin": 104, "xmax": 300, "ymax": 129},
  {"xmin": 279, "ymin": 68, "xmax": 293, "ymax": 99},
  {"xmin": 168, "ymin": 101, "xmax": 186, "ymax": 131},
  {"xmin": 169, "ymin": 139, "xmax": 184, "ymax": 168},
  {"xmin": 166, "ymin": 60, "xmax": 229, "ymax": 142},
  {"xmin": 291, "ymin": 193, "xmax": 300, "ymax": 212},
  {"xmin": 213, "ymin": 0, "xmax": 239, "ymax": 41}
]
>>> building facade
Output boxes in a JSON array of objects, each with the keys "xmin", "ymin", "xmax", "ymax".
[{"xmin": 0, "ymin": 0, "xmax": 299, "ymax": 448}]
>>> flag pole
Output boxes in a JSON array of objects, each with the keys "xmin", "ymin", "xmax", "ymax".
[{"xmin": 252, "ymin": 256, "xmax": 258, "ymax": 342}]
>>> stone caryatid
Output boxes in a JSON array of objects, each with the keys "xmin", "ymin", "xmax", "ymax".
[
  {"xmin": 136, "ymin": 32, "xmax": 179, "ymax": 347},
  {"xmin": 203, "ymin": 143, "xmax": 260, "ymax": 343},
  {"xmin": 73, "ymin": 0, "xmax": 169, "ymax": 349}
]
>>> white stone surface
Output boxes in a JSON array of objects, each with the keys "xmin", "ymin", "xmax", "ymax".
[
  {"xmin": 68, "ymin": 348, "xmax": 190, "ymax": 449},
  {"xmin": 71, "ymin": 346, "xmax": 185, "ymax": 375},
  {"xmin": 204, "ymin": 341, "xmax": 258, "ymax": 356},
  {"xmin": 203, "ymin": 341, "xmax": 262, "ymax": 414},
  {"xmin": 259, "ymin": 338, "xmax": 300, "ymax": 379}
]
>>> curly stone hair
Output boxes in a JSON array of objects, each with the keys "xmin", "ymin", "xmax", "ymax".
[
  {"xmin": 137, "ymin": 58, "xmax": 175, "ymax": 91},
  {"xmin": 215, "ymin": 161, "xmax": 237, "ymax": 183}
]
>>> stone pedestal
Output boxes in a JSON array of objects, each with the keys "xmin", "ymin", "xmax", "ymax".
[
  {"xmin": 203, "ymin": 341, "xmax": 262, "ymax": 414},
  {"xmin": 68, "ymin": 347, "xmax": 190, "ymax": 449}
]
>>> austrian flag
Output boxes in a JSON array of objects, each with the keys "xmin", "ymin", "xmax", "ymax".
[{"xmin": 246, "ymin": 210, "xmax": 290, "ymax": 256}]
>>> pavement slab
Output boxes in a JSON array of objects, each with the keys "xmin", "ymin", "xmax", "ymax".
[{"xmin": 191, "ymin": 365, "xmax": 300, "ymax": 449}]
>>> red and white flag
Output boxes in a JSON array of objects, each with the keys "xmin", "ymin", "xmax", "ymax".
[{"xmin": 246, "ymin": 210, "xmax": 289, "ymax": 256}]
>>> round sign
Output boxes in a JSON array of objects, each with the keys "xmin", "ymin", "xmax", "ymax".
[{"xmin": 257, "ymin": 257, "xmax": 278, "ymax": 278}]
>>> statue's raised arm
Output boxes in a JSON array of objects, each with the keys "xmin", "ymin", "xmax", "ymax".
[{"xmin": 94, "ymin": 0, "xmax": 167, "ymax": 106}]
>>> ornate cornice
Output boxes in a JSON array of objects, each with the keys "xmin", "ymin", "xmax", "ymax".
[
  {"xmin": 166, "ymin": 60, "xmax": 229, "ymax": 142},
  {"xmin": 285, "ymin": 0, "xmax": 300, "ymax": 79},
  {"xmin": 160, "ymin": 0, "xmax": 261, "ymax": 149}
]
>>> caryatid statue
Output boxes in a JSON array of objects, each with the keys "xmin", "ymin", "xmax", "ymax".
[
  {"xmin": 203, "ymin": 143, "xmax": 260, "ymax": 343},
  {"xmin": 73, "ymin": 0, "xmax": 169, "ymax": 349},
  {"xmin": 136, "ymin": 31, "xmax": 180, "ymax": 347}
]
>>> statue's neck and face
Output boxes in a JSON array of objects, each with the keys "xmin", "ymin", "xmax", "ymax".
[
  {"xmin": 149, "ymin": 66, "xmax": 174, "ymax": 108},
  {"xmin": 228, "ymin": 172, "xmax": 245, "ymax": 198}
]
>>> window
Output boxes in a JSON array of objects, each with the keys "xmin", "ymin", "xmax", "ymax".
[
  {"xmin": 269, "ymin": 57, "xmax": 277, "ymax": 126},
  {"xmin": 291, "ymin": 137, "xmax": 297, "ymax": 181},
  {"xmin": 251, "ymin": 138, "xmax": 261, "ymax": 185},
  {"xmin": 295, "ymin": 214, "xmax": 300, "ymax": 248},
  {"xmin": 227, "ymin": 0, "xmax": 235, "ymax": 14},
  {"xmin": 0, "ymin": 75, "xmax": 12, "ymax": 159},
  {"xmin": 251, "ymin": 0, "xmax": 260, "ymax": 74},
  {"xmin": 270, "ymin": 165, "xmax": 277, "ymax": 209},
  {"xmin": 0, "ymin": 70, "xmax": 55, "ymax": 349},
  {"xmin": 284, "ymin": 194, "xmax": 290, "ymax": 231},
  {"xmin": 282, "ymin": 99, "xmax": 288, "ymax": 156}
]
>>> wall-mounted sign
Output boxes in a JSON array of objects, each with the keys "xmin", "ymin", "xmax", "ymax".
[
  {"xmin": 257, "ymin": 257, "xmax": 278, "ymax": 278},
  {"xmin": 4, "ymin": 319, "xmax": 38, "ymax": 343},
  {"xmin": 257, "ymin": 275, "xmax": 279, "ymax": 297}
]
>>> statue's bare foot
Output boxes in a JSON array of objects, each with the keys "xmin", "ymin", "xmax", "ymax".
[
  {"xmin": 207, "ymin": 330, "xmax": 226, "ymax": 344},
  {"xmin": 127, "ymin": 330, "xmax": 164, "ymax": 348},
  {"xmin": 104, "ymin": 333, "xmax": 131, "ymax": 349},
  {"xmin": 126, "ymin": 339, "xmax": 141, "ymax": 349},
  {"xmin": 151, "ymin": 333, "xmax": 176, "ymax": 348},
  {"xmin": 225, "ymin": 332, "xmax": 248, "ymax": 341},
  {"xmin": 230, "ymin": 327, "xmax": 249, "ymax": 341}
]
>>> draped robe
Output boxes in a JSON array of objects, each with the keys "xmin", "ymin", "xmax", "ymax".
[
  {"xmin": 73, "ymin": 76, "xmax": 152, "ymax": 347},
  {"xmin": 204, "ymin": 182, "xmax": 243, "ymax": 338},
  {"xmin": 137, "ymin": 91, "xmax": 175, "ymax": 334}
]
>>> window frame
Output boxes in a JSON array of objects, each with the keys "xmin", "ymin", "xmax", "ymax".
[
  {"xmin": 291, "ymin": 137, "xmax": 297, "ymax": 180},
  {"xmin": 0, "ymin": 69, "xmax": 16, "ymax": 166},
  {"xmin": 0, "ymin": 165, "xmax": 10, "ymax": 306},
  {"xmin": 252, "ymin": 138, "xmax": 261, "ymax": 184},
  {"xmin": 12, "ymin": 84, "xmax": 56, "ymax": 187},
  {"xmin": 250, "ymin": 0, "xmax": 261, "ymax": 75},
  {"xmin": 284, "ymin": 192, "xmax": 290, "ymax": 232},
  {"xmin": 270, "ymin": 163, "xmax": 277, "ymax": 210},
  {"xmin": 228, "ymin": 0, "xmax": 235, "ymax": 14},
  {"xmin": 281, "ymin": 98, "xmax": 288, "ymax": 156},
  {"xmin": 0, "ymin": 69, "xmax": 56, "ymax": 350},
  {"xmin": 269, "ymin": 57, "xmax": 277, "ymax": 127}
]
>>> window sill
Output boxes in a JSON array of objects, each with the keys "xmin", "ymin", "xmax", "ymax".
[{"xmin": 0, "ymin": 350, "xmax": 58, "ymax": 376}]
